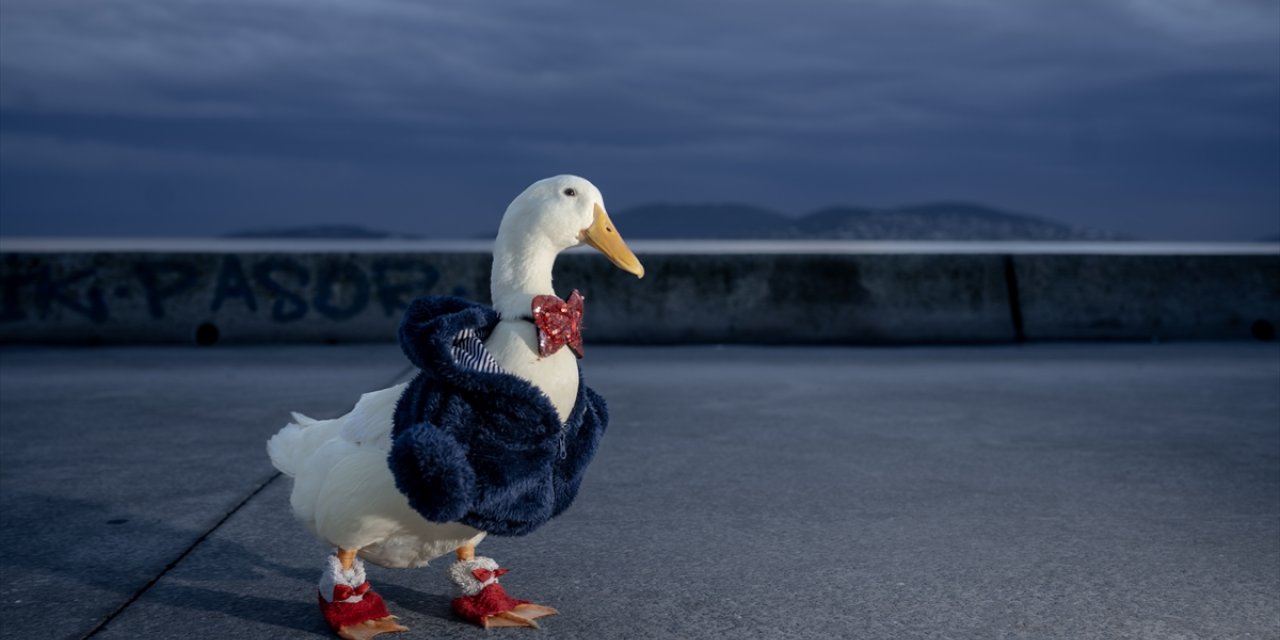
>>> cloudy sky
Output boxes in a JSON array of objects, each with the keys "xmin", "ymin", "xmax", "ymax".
[{"xmin": 1, "ymin": 0, "xmax": 1277, "ymax": 240}]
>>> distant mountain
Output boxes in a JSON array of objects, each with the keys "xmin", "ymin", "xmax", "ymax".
[
  {"xmin": 612, "ymin": 202, "xmax": 1127, "ymax": 241},
  {"xmin": 235, "ymin": 203, "xmax": 1130, "ymax": 241},
  {"xmin": 223, "ymin": 224, "xmax": 420, "ymax": 239},
  {"xmin": 782, "ymin": 202, "xmax": 1126, "ymax": 241}
]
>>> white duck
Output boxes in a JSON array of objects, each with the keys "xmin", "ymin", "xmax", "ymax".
[{"xmin": 267, "ymin": 175, "xmax": 643, "ymax": 639}]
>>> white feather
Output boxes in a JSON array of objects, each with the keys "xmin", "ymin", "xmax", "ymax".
[
  {"xmin": 269, "ymin": 383, "xmax": 485, "ymax": 568},
  {"xmin": 483, "ymin": 320, "xmax": 579, "ymax": 422}
]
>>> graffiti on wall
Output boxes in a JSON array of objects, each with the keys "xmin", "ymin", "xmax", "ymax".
[{"xmin": 0, "ymin": 255, "xmax": 462, "ymax": 325}]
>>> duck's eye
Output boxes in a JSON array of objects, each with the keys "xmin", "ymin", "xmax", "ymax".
[{"xmin": 563, "ymin": 188, "xmax": 577, "ymax": 197}]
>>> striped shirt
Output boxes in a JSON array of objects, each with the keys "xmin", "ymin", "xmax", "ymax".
[{"xmin": 450, "ymin": 328, "xmax": 505, "ymax": 375}]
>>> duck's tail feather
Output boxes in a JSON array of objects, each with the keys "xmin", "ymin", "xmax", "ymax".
[
  {"xmin": 267, "ymin": 412, "xmax": 341, "ymax": 477},
  {"xmin": 291, "ymin": 411, "xmax": 319, "ymax": 426}
]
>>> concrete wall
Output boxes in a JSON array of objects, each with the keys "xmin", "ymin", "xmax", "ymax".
[
  {"xmin": 1014, "ymin": 254, "xmax": 1280, "ymax": 341},
  {"xmin": 1, "ymin": 243, "xmax": 1276, "ymax": 344}
]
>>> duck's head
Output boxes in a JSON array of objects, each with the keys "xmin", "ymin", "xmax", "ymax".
[{"xmin": 496, "ymin": 175, "xmax": 644, "ymax": 279}]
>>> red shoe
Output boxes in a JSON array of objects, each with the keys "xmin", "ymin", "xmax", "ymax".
[
  {"xmin": 317, "ymin": 554, "xmax": 407, "ymax": 639},
  {"xmin": 449, "ymin": 556, "xmax": 558, "ymax": 628}
]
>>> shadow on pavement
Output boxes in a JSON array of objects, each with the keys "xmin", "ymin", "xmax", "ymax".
[{"xmin": 2, "ymin": 492, "xmax": 325, "ymax": 635}]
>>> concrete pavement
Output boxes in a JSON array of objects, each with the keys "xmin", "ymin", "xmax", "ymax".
[{"xmin": 1, "ymin": 343, "xmax": 1277, "ymax": 639}]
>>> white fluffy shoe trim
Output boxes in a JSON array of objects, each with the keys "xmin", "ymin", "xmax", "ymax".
[
  {"xmin": 449, "ymin": 556, "xmax": 505, "ymax": 597},
  {"xmin": 319, "ymin": 554, "xmax": 369, "ymax": 603}
]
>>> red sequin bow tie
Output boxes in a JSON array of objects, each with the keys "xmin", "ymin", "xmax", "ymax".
[
  {"xmin": 331, "ymin": 581, "xmax": 371, "ymax": 601},
  {"xmin": 532, "ymin": 290, "xmax": 585, "ymax": 359},
  {"xmin": 470, "ymin": 567, "xmax": 509, "ymax": 582}
]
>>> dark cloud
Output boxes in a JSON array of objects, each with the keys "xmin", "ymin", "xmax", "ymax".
[{"xmin": 1, "ymin": 0, "xmax": 1277, "ymax": 239}]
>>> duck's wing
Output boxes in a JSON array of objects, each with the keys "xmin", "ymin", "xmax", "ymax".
[
  {"xmin": 267, "ymin": 383, "xmax": 407, "ymax": 477},
  {"xmin": 338, "ymin": 383, "xmax": 409, "ymax": 449},
  {"xmin": 268, "ymin": 413, "xmax": 345, "ymax": 478}
]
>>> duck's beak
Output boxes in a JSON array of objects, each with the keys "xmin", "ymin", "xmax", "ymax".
[{"xmin": 580, "ymin": 203, "xmax": 645, "ymax": 278}]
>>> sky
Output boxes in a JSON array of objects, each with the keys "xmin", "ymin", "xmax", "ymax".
[{"xmin": 0, "ymin": 0, "xmax": 1277, "ymax": 240}]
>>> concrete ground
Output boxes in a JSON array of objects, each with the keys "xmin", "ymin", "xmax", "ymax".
[{"xmin": 0, "ymin": 343, "xmax": 1277, "ymax": 640}]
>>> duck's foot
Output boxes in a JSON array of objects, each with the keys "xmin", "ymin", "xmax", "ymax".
[
  {"xmin": 336, "ymin": 615, "xmax": 410, "ymax": 640},
  {"xmin": 319, "ymin": 589, "xmax": 408, "ymax": 639},
  {"xmin": 319, "ymin": 553, "xmax": 409, "ymax": 639},
  {"xmin": 482, "ymin": 604, "xmax": 559, "ymax": 629},
  {"xmin": 450, "ymin": 554, "xmax": 557, "ymax": 629}
]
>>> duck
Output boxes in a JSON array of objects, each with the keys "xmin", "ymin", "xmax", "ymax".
[{"xmin": 266, "ymin": 175, "xmax": 644, "ymax": 639}]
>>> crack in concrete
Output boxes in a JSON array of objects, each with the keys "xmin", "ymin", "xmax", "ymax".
[
  {"xmin": 80, "ymin": 472, "xmax": 283, "ymax": 639},
  {"xmin": 80, "ymin": 365, "xmax": 413, "ymax": 639}
]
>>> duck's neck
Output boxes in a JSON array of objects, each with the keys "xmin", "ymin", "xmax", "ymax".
[{"xmin": 490, "ymin": 232, "xmax": 560, "ymax": 320}]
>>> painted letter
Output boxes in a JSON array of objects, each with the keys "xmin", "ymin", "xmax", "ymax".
[
  {"xmin": 252, "ymin": 257, "xmax": 310, "ymax": 322},
  {"xmin": 211, "ymin": 255, "xmax": 258, "ymax": 312},
  {"xmin": 313, "ymin": 260, "xmax": 371, "ymax": 321},
  {"xmin": 371, "ymin": 258, "xmax": 439, "ymax": 316},
  {"xmin": 135, "ymin": 260, "xmax": 199, "ymax": 320}
]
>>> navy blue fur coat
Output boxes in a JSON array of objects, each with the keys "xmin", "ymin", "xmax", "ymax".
[{"xmin": 389, "ymin": 296, "xmax": 608, "ymax": 537}]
